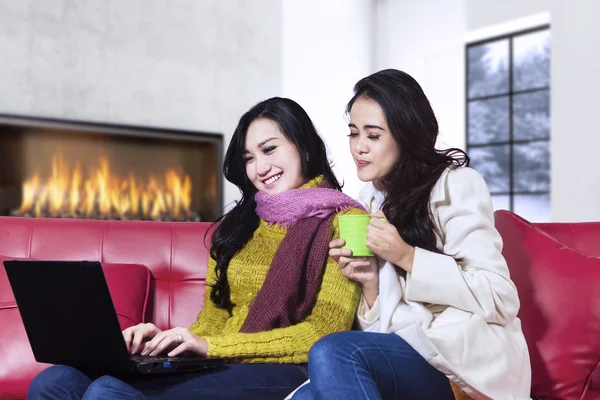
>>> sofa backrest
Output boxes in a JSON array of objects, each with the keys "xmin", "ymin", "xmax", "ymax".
[
  {"xmin": 0, "ymin": 216, "xmax": 214, "ymax": 330},
  {"xmin": 494, "ymin": 210, "xmax": 600, "ymax": 399},
  {"xmin": 535, "ymin": 220, "xmax": 600, "ymax": 257}
]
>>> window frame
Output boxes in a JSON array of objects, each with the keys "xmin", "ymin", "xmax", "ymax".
[{"xmin": 465, "ymin": 24, "xmax": 551, "ymax": 212}]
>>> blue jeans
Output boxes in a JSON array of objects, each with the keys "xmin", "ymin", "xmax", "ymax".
[
  {"xmin": 27, "ymin": 363, "xmax": 308, "ymax": 400},
  {"xmin": 291, "ymin": 331, "xmax": 455, "ymax": 400}
]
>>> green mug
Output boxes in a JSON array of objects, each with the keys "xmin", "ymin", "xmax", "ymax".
[{"xmin": 338, "ymin": 215, "xmax": 374, "ymax": 256}]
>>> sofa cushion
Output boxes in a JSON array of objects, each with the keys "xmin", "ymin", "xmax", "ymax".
[
  {"xmin": 102, "ymin": 263, "xmax": 151, "ymax": 330},
  {"xmin": 0, "ymin": 256, "xmax": 150, "ymax": 400},
  {"xmin": 495, "ymin": 212, "xmax": 600, "ymax": 400},
  {"xmin": 0, "ymin": 302, "xmax": 47, "ymax": 400}
]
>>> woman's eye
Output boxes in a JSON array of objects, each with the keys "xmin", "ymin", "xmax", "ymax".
[
  {"xmin": 243, "ymin": 156, "xmax": 253, "ymax": 164},
  {"xmin": 263, "ymin": 146, "xmax": 276, "ymax": 154},
  {"xmin": 367, "ymin": 134, "xmax": 380, "ymax": 140},
  {"xmin": 347, "ymin": 132, "xmax": 359, "ymax": 137}
]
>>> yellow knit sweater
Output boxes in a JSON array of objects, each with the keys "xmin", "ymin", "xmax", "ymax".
[{"xmin": 189, "ymin": 184, "xmax": 363, "ymax": 364}]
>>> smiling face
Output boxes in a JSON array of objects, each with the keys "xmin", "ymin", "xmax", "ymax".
[
  {"xmin": 348, "ymin": 96, "xmax": 401, "ymax": 188},
  {"xmin": 243, "ymin": 118, "xmax": 307, "ymax": 194}
]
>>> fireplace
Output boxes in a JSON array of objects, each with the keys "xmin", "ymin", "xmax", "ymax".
[{"xmin": 0, "ymin": 114, "xmax": 223, "ymax": 222}]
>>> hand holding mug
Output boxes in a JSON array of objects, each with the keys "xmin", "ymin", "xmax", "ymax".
[
  {"xmin": 329, "ymin": 237, "xmax": 379, "ymax": 307},
  {"xmin": 366, "ymin": 211, "xmax": 415, "ymax": 273},
  {"xmin": 331, "ymin": 216, "xmax": 380, "ymax": 303}
]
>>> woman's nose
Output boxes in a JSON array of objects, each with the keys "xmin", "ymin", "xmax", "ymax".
[
  {"xmin": 355, "ymin": 138, "xmax": 368, "ymax": 155},
  {"xmin": 256, "ymin": 157, "xmax": 271, "ymax": 176}
]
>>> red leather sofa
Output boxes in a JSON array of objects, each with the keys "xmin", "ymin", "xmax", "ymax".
[
  {"xmin": 0, "ymin": 216, "xmax": 212, "ymax": 399},
  {"xmin": 1, "ymin": 211, "xmax": 599, "ymax": 399},
  {"xmin": 495, "ymin": 210, "xmax": 600, "ymax": 400}
]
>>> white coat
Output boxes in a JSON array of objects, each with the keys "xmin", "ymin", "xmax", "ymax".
[
  {"xmin": 286, "ymin": 167, "xmax": 531, "ymax": 400},
  {"xmin": 355, "ymin": 167, "xmax": 531, "ymax": 399}
]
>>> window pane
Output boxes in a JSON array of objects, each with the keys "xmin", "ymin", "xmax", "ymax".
[
  {"xmin": 514, "ymin": 194, "xmax": 551, "ymax": 222},
  {"xmin": 513, "ymin": 90, "xmax": 550, "ymax": 140},
  {"xmin": 513, "ymin": 141, "xmax": 550, "ymax": 192},
  {"xmin": 491, "ymin": 195, "xmax": 510, "ymax": 211},
  {"xmin": 469, "ymin": 145, "xmax": 510, "ymax": 193},
  {"xmin": 468, "ymin": 97, "xmax": 509, "ymax": 145},
  {"xmin": 513, "ymin": 29, "xmax": 550, "ymax": 91},
  {"xmin": 468, "ymin": 40, "xmax": 509, "ymax": 98}
]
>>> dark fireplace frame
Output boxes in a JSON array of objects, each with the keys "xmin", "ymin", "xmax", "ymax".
[{"xmin": 0, "ymin": 113, "xmax": 224, "ymax": 221}]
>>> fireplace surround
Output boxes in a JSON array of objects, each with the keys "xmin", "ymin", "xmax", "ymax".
[{"xmin": 0, "ymin": 114, "xmax": 223, "ymax": 222}]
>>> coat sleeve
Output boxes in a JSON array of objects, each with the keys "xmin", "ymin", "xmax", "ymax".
[
  {"xmin": 356, "ymin": 295, "xmax": 381, "ymax": 331},
  {"xmin": 404, "ymin": 168, "xmax": 520, "ymax": 325}
]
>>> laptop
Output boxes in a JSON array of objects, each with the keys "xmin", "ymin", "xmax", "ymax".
[{"xmin": 3, "ymin": 260, "xmax": 225, "ymax": 375}]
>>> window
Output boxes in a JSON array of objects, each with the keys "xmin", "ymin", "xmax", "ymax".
[{"xmin": 466, "ymin": 26, "xmax": 551, "ymax": 221}]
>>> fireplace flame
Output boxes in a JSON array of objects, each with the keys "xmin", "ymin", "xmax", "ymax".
[{"xmin": 18, "ymin": 152, "xmax": 194, "ymax": 220}]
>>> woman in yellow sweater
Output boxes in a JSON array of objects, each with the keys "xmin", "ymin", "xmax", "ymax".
[{"xmin": 27, "ymin": 97, "xmax": 363, "ymax": 400}]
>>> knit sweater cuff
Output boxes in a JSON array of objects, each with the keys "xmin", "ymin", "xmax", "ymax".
[
  {"xmin": 204, "ymin": 334, "xmax": 294, "ymax": 358},
  {"xmin": 205, "ymin": 335, "xmax": 246, "ymax": 358},
  {"xmin": 204, "ymin": 334, "xmax": 308, "ymax": 363}
]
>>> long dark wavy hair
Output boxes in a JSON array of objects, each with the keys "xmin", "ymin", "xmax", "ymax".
[
  {"xmin": 347, "ymin": 69, "xmax": 469, "ymax": 253},
  {"xmin": 207, "ymin": 97, "xmax": 341, "ymax": 314}
]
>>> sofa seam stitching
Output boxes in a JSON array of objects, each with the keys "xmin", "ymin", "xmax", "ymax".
[
  {"xmin": 27, "ymin": 219, "xmax": 33, "ymax": 258},
  {"xmin": 569, "ymin": 224, "xmax": 577, "ymax": 252},
  {"xmin": 580, "ymin": 357, "xmax": 600, "ymax": 399},
  {"xmin": 100, "ymin": 221, "xmax": 106, "ymax": 263},
  {"xmin": 168, "ymin": 223, "xmax": 175, "ymax": 329}
]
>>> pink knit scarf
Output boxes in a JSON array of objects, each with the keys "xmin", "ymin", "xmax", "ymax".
[
  {"xmin": 240, "ymin": 178, "xmax": 364, "ymax": 333},
  {"xmin": 255, "ymin": 185, "xmax": 365, "ymax": 226}
]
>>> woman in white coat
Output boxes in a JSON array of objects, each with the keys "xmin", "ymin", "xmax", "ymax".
[{"xmin": 291, "ymin": 69, "xmax": 531, "ymax": 400}]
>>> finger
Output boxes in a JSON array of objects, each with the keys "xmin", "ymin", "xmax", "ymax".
[
  {"xmin": 141, "ymin": 331, "xmax": 166, "ymax": 355},
  {"xmin": 366, "ymin": 232, "xmax": 383, "ymax": 245},
  {"xmin": 342, "ymin": 260, "xmax": 372, "ymax": 271},
  {"xmin": 144, "ymin": 334, "xmax": 167, "ymax": 356},
  {"xmin": 131, "ymin": 328, "xmax": 151, "ymax": 355},
  {"xmin": 366, "ymin": 239, "xmax": 382, "ymax": 255},
  {"xmin": 123, "ymin": 328, "xmax": 134, "ymax": 352},
  {"xmin": 337, "ymin": 257, "xmax": 349, "ymax": 272},
  {"xmin": 139, "ymin": 341, "xmax": 151, "ymax": 355},
  {"xmin": 368, "ymin": 217, "xmax": 388, "ymax": 229},
  {"xmin": 338, "ymin": 256, "xmax": 364, "ymax": 269},
  {"xmin": 329, "ymin": 238, "xmax": 346, "ymax": 249},
  {"xmin": 366, "ymin": 236, "xmax": 378, "ymax": 246},
  {"xmin": 122, "ymin": 327, "xmax": 131, "ymax": 341},
  {"xmin": 371, "ymin": 210, "xmax": 385, "ymax": 218},
  {"xmin": 329, "ymin": 247, "xmax": 352, "ymax": 258},
  {"xmin": 340, "ymin": 260, "xmax": 372, "ymax": 277},
  {"xmin": 341, "ymin": 265, "xmax": 374, "ymax": 282},
  {"xmin": 149, "ymin": 335, "xmax": 175, "ymax": 357},
  {"xmin": 180, "ymin": 329, "xmax": 195, "ymax": 341},
  {"xmin": 168, "ymin": 342, "xmax": 189, "ymax": 357},
  {"xmin": 140, "ymin": 329, "xmax": 172, "ymax": 355}
]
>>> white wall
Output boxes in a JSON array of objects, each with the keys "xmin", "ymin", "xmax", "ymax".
[
  {"xmin": 0, "ymin": 0, "xmax": 283, "ymax": 209},
  {"xmin": 550, "ymin": 0, "xmax": 600, "ymax": 221},
  {"xmin": 466, "ymin": 0, "xmax": 549, "ymax": 30},
  {"xmin": 373, "ymin": 0, "xmax": 600, "ymax": 222},
  {"xmin": 281, "ymin": 0, "xmax": 374, "ymax": 199},
  {"xmin": 374, "ymin": 0, "xmax": 468, "ymax": 151}
]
